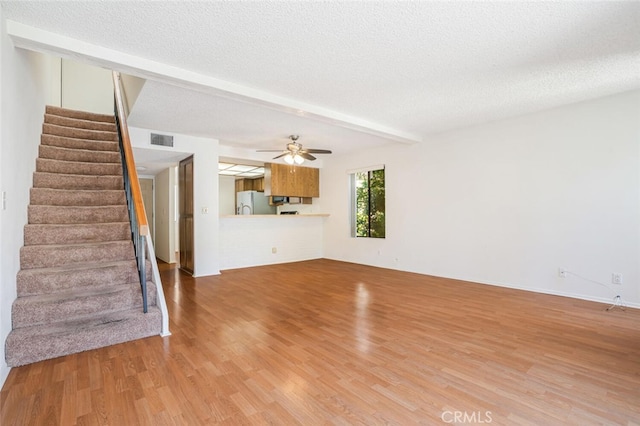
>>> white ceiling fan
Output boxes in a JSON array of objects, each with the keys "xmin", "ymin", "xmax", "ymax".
[{"xmin": 257, "ymin": 135, "xmax": 332, "ymax": 164}]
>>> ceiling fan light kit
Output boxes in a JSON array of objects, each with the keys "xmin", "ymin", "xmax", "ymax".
[
  {"xmin": 257, "ymin": 135, "xmax": 332, "ymax": 165},
  {"xmin": 284, "ymin": 153, "xmax": 303, "ymax": 164},
  {"xmin": 284, "ymin": 153, "xmax": 294, "ymax": 164}
]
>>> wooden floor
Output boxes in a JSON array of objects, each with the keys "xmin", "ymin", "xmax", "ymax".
[{"xmin": 2, "ymin": 259, "xmax": 640, "ymax": 425}]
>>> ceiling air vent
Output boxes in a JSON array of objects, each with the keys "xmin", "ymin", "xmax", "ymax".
[{"xmin": 150, "ymin": 133, "xmax": 174, "ymax": 147}]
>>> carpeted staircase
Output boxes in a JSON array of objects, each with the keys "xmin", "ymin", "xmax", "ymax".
[{"xmin": 5, "ymin": 106, "xmax": 162, "ymax": 367}]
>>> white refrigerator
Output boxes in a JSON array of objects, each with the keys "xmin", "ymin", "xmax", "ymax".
[{"xmin": 236, "ymin": 191, "xmax": 276, "ymax": 215}]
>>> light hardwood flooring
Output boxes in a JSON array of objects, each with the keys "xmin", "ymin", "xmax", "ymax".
[{"xmin": 2, "ymin": 259, "xmax": 639, "ymax": 425}]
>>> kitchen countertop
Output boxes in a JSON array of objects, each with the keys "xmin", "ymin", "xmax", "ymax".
[{"xmin": 220, "ymin": 214, "xmax": 329, "ymax": 218}]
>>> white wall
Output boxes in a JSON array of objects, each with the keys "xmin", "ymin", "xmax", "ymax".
[
  {"xmin": 1, "ymin": 12, "xmax": 58, "ymax": 386},
  {"xmin": 219, "ymin": 216, "xmax": 324, "ymax": 270},
  {"xmin": 129, "ymin": 127, "xmax": 220, "ymax": 276},
  {"xmin": 219, "ymin": 175, "xmax": 236, "ymax": 215},
  {"xmin": 154, "ymin": 167, "xmax": 176, "ymax": 263},
  {"xmin": 61, "ymin": 59, "xmax": 113, "ymax": 114},
  {"xmin": 48, "ymin": 57, "xmax": 61, "ymax": 107},
  {"xmin": 120, "ymin": 73, "xmax": 145, "ymax": 115},
  {"xmin": 322, "ymin": 91, "xmax": 640, "ymax": 307}
]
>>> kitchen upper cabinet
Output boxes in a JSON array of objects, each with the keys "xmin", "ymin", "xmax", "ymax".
[
  {"xmin": 234, "ymin": 179, "xmax": 244, "ymax": 193},
  {"xmin": 235, "ymin": 177, "xmax": 265, "ymax": 192},
  {"xmin": 252, "ymin": 177, "xmax": 265, "ymax": 192},
  {"xmin": 264, "ymin": 163, "xmax": 319, "ymax": 198}
]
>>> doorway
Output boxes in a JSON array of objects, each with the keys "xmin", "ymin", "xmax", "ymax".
[
  {"xmin": 178, "ymin": 156, "xmax": 194, "ymax": 274},
  {"xmin": 139, "ymin": 178, "xmax": 154, "ymax": 241}
]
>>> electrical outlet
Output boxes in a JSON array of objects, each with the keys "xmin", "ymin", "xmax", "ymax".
[
  {"xmin": 558, "ymin": 268, "xmax": 567, "ymax": 278},
  {"xmin": 271, "ymin": 247, "xmax": 277, "ymax": 254},
  {"xmin": 612, "ymin": 273, "xmax": 623, "ymax": 285}
]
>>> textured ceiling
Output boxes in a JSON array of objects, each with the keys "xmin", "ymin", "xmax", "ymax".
[{"xmin": 2, "ymin": 1, "xmax": 640, "ymax": 160}]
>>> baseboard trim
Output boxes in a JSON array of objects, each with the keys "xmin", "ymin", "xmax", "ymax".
[
  {"xmin": 323, "ymin": 257, "xmax": 640, "ymax": 310},
  {"xmin": 452, "ymin": 275, "xmax": 640, "ymax": 310}
]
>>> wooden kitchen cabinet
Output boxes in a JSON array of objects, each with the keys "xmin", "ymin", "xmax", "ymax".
[
  {"xmin": 235, "ymin": 177, "xmax": 265, "ymax": 192},
  {"xmin": 264, "ymin": 163, "xmax": 319, "ymax": 198},
  {"xmin": 235, "ymin": 179, "xmax": 244, "ymax": 193},
  {"xmin": 252, "ymin": 177, "xmax": 265, "ymax": 191}
]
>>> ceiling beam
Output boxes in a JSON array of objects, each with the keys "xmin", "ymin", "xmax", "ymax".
[{"xmin": 7, "ymin": 20, "xmax": 422, "ymax": 145}]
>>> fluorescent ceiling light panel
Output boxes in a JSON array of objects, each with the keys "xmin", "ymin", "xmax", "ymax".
[
  {"xmin": 218, "ymin": 163, "xmax": 264, "ymax": 176},
  {"xmin": 219, "ymin": 162, "xmax": 235, "ymax": 170},
  {"xmin": 227, "ymin": 165, "xmax": 258, "ymax": 172}
]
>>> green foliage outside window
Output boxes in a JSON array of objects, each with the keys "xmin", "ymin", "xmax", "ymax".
[{"xmin": 354, "ymin": 168, "xmax": 385, "ymax": 238}]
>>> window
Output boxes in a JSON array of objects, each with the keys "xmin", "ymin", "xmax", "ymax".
[{"xmin": 350, "ymin": 166, "xmax": 385, "ymax": 238}]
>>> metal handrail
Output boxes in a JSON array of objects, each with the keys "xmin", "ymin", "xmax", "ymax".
[{"xmin": 112, "ymin": 71, "xmax": 149, "ymax": 313}]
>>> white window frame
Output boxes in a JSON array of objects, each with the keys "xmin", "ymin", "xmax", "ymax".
[{"xmin": 348, "ymin": 164, "xmax": 385, "ymax": 238}]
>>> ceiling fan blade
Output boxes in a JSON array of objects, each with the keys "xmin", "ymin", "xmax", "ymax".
[
  {"xmin": 300, "ymin": 152, "xmax": 317, "ymax": 161},
  {"xmin": 305, "ymin": 149, "xmax": 332, "ymax": 154},
  {"xmin": 257, "ymin": 137, "xmax": 330, "ymax": 161}
]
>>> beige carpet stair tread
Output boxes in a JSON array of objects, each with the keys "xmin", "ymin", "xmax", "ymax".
[
  {"xmin": 44, "ymin": 113, "xmax": 117, "ymax": 132},
  {"xmin": 24, "ymin": 222, "xmax": 130, "ymax": 245},
  {"xmin": 17, "ymin": 259, "xmax": 152, "ymax": 296},
  {"xmin": 5, "ymin": 307, "xmax": 162, "ymax": 367},
  {"xmin": 33, "ymin": 172, "xmax": 124, "ymax": 190},
  {"xmin": 43, "ymin": 123, "xmax": 118, "ymax": 142},
  {"xmin": 45, "ymin": 105, "xmax": 116, "ymax": 123},
  {"xmin": 41, "ymin": 134, "xmax": 119, "ymax": 152},
  {"xmin": 36, "ymin": 158, "xmax": 123, "ymax": 176},
  {"xmin": 39, "ymin": 144, "xmax": 120, "ymax": 163},
  {"xmin": 14, "ymin": 281, "xmax": 150, "ymax": 305},
  {"xmin": 28, "ymin": 204, "xmax": 129, "ymax": 224},
  {"xmin": 20, "ymin": 240, "xmax": 134, "ymax": 269},
  {"xmin": 30, "ymin": 188, "xmax": 126, "ymax": 206},
  {"xmin": 12, "ymin": 281, "xmax": 156, "ymax": 329}
]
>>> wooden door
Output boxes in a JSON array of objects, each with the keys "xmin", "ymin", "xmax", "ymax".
[
  {"xmin": 179, "ymin": 156, "xmax": 194, "ymax": 274},
  {"xmin": 139, "ymin": 178, "xmax": 154, "ymax": 242}
]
